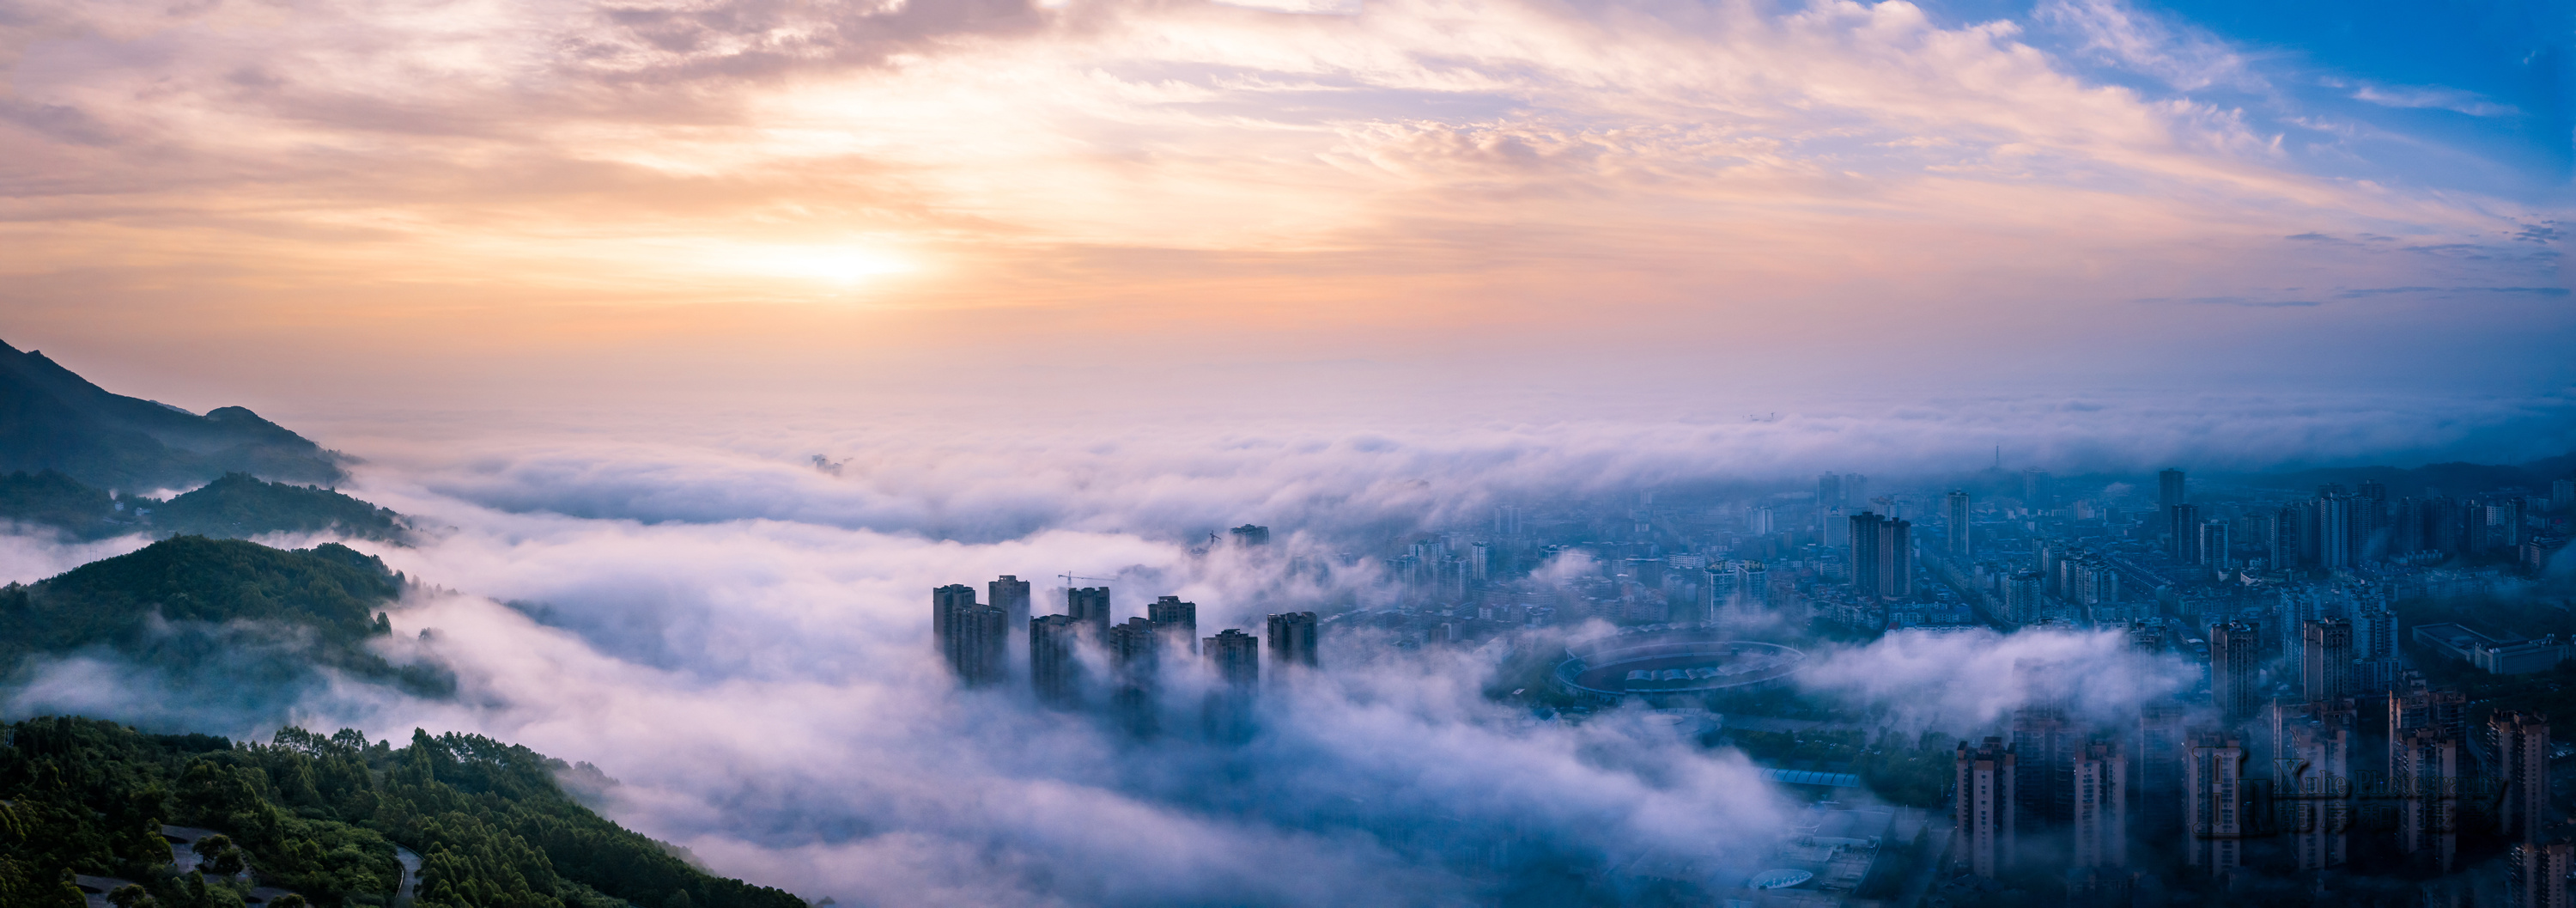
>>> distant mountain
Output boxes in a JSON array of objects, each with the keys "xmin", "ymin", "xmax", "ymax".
[
  {"xmin": 0, "ymin": 338, "xmax": 344, "ymax": 491},
  {"xmin": 0, "ymin": 471, "xmax": 411, "ymax": 544},
  {"xmin": 149, "ymin": 473, "xmax": 411, "ymax": 543},
  {"xmin": 0, "ymin": 468, "xmax": 125, "ymax": 539},
  {"xmin": 0, "ymin": 536, "xmax": 449, "ymax": 698}
]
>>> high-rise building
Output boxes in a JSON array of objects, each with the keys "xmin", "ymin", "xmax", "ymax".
[
  {"xmin": 2470, "ymin": 500, "xmax": 2500, "ymax": 552},
  {"xmin": 2066, "ymin": 556, "xmax": 2118, "ymax": 612},
  {"xmin": 988, "ymin": 576, "xmax": 1032, "ymax": 642},
  {"xmin": 1030, "ymin": 614, "xmax": 1084, "ymax": 706},
  {"xmin": 1877, "ymin": 517, "xmax": 1913, "ymax": 599},
  {"xmin": 2416, "ymin": 497, "xmax": 2456, "ymax": 554},
  {"xmin": 2395, "ymin": 728, "xmax": 2460, "ymax": 873},
  {"xmin": 1206, "ymin": 629, "xmax": 1260, "ymax": 687},
  {"xmin": 2137, "ymin": 703, "xmax": 2185, "ymax": 844},
  {"xmin": 2396, "ymin": 497, "xmax": 2428, "ymax": 554},
  {"xmin": 1819, "ymin": 472, "xmax": 1845, "ymax": 508},
  {"xmin": 2160, "ymin": 469, "xmax": 2188, "ymax": 554},
  {"xmin": 1229, "ymin": 524, "xmax": 1271, "ymax": 546},
  {"xmin": 2197, "ymin": 520, "xmax": 2230, "ymax": 569},
  {"xmin": 1107, "ymin": 617, "xmax": 1160, "ymax": 734},
  {"xmin": 933, "ymin": 582, "xmax": 971, "ymax": 657},
  {"xmin": 2294, "ymin": 499, "xmax": 2324, "ymax": 565},
  {"xmin": 2038, "ymin": 538, "xmax": 2066, "ymax": 597},
  {"xmin": 2393, "ymin": 686, "xmax": 2470, "ymax": 758},
  {"xmin": 2211, "ymin": 621, "xmax": 2261, "ymax": 719},
  {"xmin": 2490, "ymin": 711, "xmax": 2552, "ymax": 845},
  {"xmin": 1850, "ymin": 511, "xmax": 1884, "ymax": 595},
  {"xmin": 1068, "ymin": 587, "xmax": 1113, "ymax": 637},
  {"xmin": 2302, "ymin": 619, "xmax": 2354, "ymax": 702},
  {"xmin": 1947, "ymin": 491, "xmax": 1972, "ymax": 558},
  {"xmin": 933, "ymin": 585, "xmax": 1007, "ymax": 686},
  {"xmin": 2003, "ymin": 570, "xmax": 2044, "ymax": 625},
  {"xmin": 2317, "ymin": 492, "xmax": 2354, "ymax": 570},
  {"xmin": 2072, "ymin": 740, "xmax": 2126, "ymax": 868},
  {"xmin": 1149, "ymin": 596, "xmax": 1199, "ymax": 655},
  {"xmin": 2355, "ymin": 600, "xmax": 2397, "ymax": 660},
  {"xmin": 2022, "ymin": 469, "xmax": 2055, "ymax": 511},
  {"xmin": 1740, "ymin": 561, "xmax": 1769, "ymax": 607},
  {"xmin": 2283, "ymin": 720, "xmax": 2351, "ymax": 871},
  {"xmin": 1469, "ymin": 541, "xmax": 1492, "ymax": 579},
  {"xmin": 1702, "ymin": 565, "xmax": 1737, "ymax": 625},
  {"xmin": 2269, "ymin": 505, "xmax": 2304, "ymax": 568},
  {"xmin": 1109, "ymin": 616, "xmax": 1158, "ymax": 673},
  {"xmin": 2354, "ymin": 491, "xmax": 2388, "ymax": 561},
  {"xmin": 1266, "ymin": 612, "xmax": 1318, "ymax": 671},
  {"xmin": 2510, "ymin": 841, "xmax": 2573, "ymax": 908},
  {"xmin": 1108, "ymin": 615, "xmax": 1159, "ymax": 690},
  {"xmin": 2555, "ymin": 478, "xmax": 2575, "ymax": 514},
  {"xmin": 2184, "ymin": 732, "xmax": 2245, "ymax": 872},
  {"xmin": 2013, "ymin": 703, "xmax": 2075, "ymax": 831},
  {"xmin": 1954, "ymin": 736, "xmax": 2016, "ymax": 879},
  {"xmin": 2168, "ymin": 503, "xmax": 2201, "ymax": 559}
]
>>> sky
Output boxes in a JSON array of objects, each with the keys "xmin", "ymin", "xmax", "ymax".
[{"xmin": 0, "ymin": 0, "xmax": 2568, "ymax": 423}]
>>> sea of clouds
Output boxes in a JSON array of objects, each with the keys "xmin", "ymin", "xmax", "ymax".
[{"xmin": 3, "ymin": 392, "xmax": 2566, "ymax": 905}]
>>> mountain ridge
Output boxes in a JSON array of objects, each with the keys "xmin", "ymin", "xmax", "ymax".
[{"xmin": 0, "ymin": 338, "xmax": 344, "ymax": 491}]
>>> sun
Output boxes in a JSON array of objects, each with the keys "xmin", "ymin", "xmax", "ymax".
[
  {"xmin": 770, "ymin": 247, "xmax": 915, "ymax": 287},
  {"xmin": 707, "ymin": 242, "xmax": 919, "ymax": 289}
]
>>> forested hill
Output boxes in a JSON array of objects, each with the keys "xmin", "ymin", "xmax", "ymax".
[
  {"xmin": 0, "ymin": 716, "xmax": 809, "ymax": 908},
  {"xmin": 148, "ymin": 475, "xmax": 411, "ymax": 544},
  {"xmin": 0, "ymin": 537, "xmax": 448, "ymax": 698},
  {"xmin": 0, "ymin": 339, "xmax": 343, "ymax": 491},
  {"xmin": 0, "ymin": 472, "xmax": 411, "ymax": 544}
]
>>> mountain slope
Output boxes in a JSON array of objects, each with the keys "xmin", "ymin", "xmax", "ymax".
[
  {"xmin": 0, "ymin": 472, "xmax": 414, "ymax": 544},
  {"xmin": 0, "ymin": 716, "xmax": 809, "ymax": 908},
  {"xmin": 149, "ymin": 473, "xmax": 412, "ymax": 544},
  {"xmin": 0, "ymin": 469, "xmax": 130, "ymax": 539},
  {"xmin": 0, "ymin": 339, "xmax": 343, "ymax": 491},
  {"xmin": 0, "ymin": 536, "xmax": 447, "ymax": 697}
]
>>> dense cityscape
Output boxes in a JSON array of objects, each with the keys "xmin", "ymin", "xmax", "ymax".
[{"xmin": 931, "ymin": 466, "xmax": 2576, "ymax": 906}]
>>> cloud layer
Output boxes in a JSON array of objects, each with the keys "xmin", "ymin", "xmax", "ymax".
[
  {"xmin": 0, "ymin": 406, "xmax": 2298, "ymax": 905},
  {"xmin": 0, "ymin": 0, "xmax": 2565, "ymax": 411}
]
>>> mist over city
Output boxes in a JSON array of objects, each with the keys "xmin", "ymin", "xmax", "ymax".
[{"xmin": 1, "ymin": 0, "xmax": 2570, "ymax": 906}]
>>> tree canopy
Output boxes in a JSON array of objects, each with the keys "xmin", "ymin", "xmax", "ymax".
[{"xmin": 0, "ymin": 716, "xmax": 807, "ymax": 908}]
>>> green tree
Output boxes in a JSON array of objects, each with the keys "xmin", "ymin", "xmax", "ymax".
[
  {"xmin": 109, "ymin": 883, "xmax": 157, "ymax": 908},
  {"xmin": 197, "ymin": 835, "xmax": 246, "ymax": 877}
]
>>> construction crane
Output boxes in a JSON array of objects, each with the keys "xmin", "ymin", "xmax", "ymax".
[{"xmin": 1059, "ymin": 572, "xmax": 1115, "ymax": 588}]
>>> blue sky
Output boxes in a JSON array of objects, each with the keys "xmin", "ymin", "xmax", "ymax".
[{"xmin": 1974, "ymin": 0, "xmax": 2572, "ymax": 196}]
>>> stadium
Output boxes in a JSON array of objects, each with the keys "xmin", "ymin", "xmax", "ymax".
[{"xmin": 1552, "ymin": 625, "xmax": 1807, "ymax": 704}]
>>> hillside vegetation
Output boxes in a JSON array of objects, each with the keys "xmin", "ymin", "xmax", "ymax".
[
  {"xmin": 0, "ymin": 716, "xmax": 807, "ymax": 908},
  {"xmin": 0, "ymin": 537, "xmax": 447, "ymax": 697},
  {"xmin": 0, "ymin": 472, "xmax": 410, "ymax": 545}
]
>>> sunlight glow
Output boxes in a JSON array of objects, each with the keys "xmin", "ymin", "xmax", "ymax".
[{"xmin": 720, "ymin": 244, "xmax": 919, "ymax": 288}]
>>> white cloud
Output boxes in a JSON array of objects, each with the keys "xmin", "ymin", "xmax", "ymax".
[{"xmin": 2351, "ymin": 84, "xmax": 2519, "ymax": 118}]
